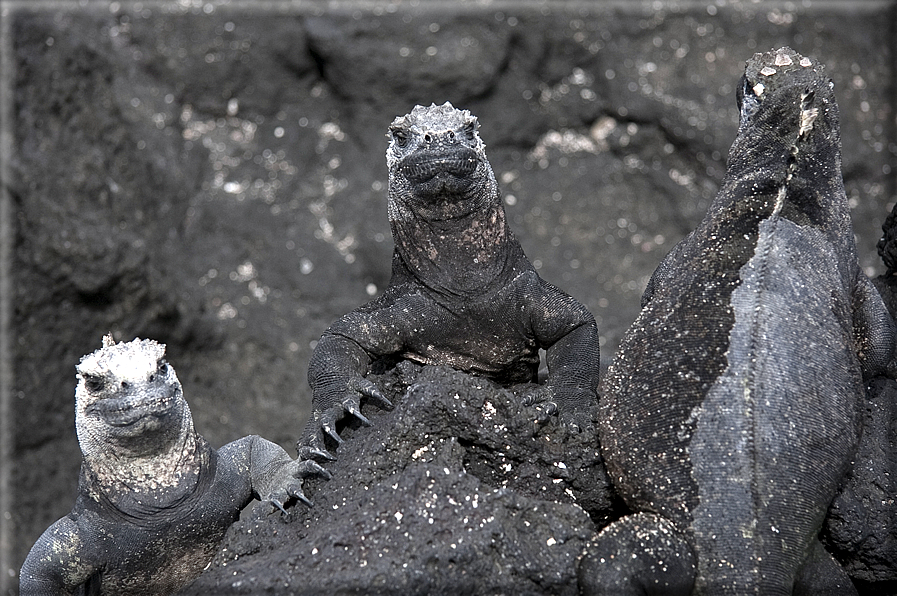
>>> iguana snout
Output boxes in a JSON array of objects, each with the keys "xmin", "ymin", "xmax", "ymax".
[
  {"xmin": 735, "ymin": 46, "xmax": 835, "ymax": 145},
  {"xmin": 83, "ymin": 373, "xmax": 181, "ymax": 430},
  {"xmin": 398, "ymin": 145, "xmax": 479, "ymax": 184}
]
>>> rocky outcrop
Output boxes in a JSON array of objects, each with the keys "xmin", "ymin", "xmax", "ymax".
[{"xmin": 180, "ymin": 363, "xmax": 619, "ymax": 595}]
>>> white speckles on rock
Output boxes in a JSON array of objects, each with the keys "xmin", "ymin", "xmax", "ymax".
[{"xmin": 188, "ymin": 366, "xmax": 610, "ymax": 593}]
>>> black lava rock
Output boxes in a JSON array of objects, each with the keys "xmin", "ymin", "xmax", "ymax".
[{"xmin": 179, "ymin": 363, "xmax": 621, "ymax": 595}]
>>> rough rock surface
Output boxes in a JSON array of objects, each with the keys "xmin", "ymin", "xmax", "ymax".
[
  {"xmin": 179, "ymin": 363, "xmax": 619, "ymax": 595},
  {"xmin": 4, "ymin": 2, "xmax": 897, "ymax": 593},
  {"xmin": 823, "ymin": 376, "xmax": 897, "ymax": 590}
]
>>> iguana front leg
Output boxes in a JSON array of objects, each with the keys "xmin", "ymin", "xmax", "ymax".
[
  {"xmin": 20, "ymin": 517, "xmax": 99, "ymax": 596},
  {"xmin": 300, "ymin": 332, "xmax": 393, "ymax": 461},
  {"xmin": 220, "ymin": 435, "xmax": 332, "ymax": 511},
  {"xmin": 527, "ymin": 277, "xmax": 601, "ymax": 430},
  {"xmin": 852, "ymin": 273, "xmax": 897, "ymax": 380}
]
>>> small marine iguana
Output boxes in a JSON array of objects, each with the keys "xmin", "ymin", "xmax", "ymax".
[
  {"xmin": 20, "ymin": 336, "xmax": 327, "ymax": 596},
  {"xmin": 579, "ymin": 48, "xmax": 896, "ymax": 595},
  {"xmin": 299, "ymin": 102, "xmax": 599, "ymax": 461}
]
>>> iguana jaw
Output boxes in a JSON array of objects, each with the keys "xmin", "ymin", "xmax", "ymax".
[
  {"xmin": 84, "ymin": 380, "xmax": 181, "ymax": 432},
  {"xmin": 398, "ymin": 143, "xmax": 478, "ymax": 187}
]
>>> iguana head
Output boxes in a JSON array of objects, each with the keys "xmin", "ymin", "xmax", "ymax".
[
  {"xmin": 386, "ymin": 101, "xmax": 499, "ymax": 222},
  {"xmin": 723, "ymin": 47, "xmax": 848, "ymax": 236},
  {"xmin": 735, "ymin": 47, "xmax": 837, "ymax": 145},
  {"xmin": 76, "ymin": 335, "xmax": 192, "ymax": 459}
]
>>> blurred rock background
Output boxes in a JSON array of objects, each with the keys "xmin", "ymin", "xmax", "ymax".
[{"xmin": 1, "ymin": 0, "xmax": 895, "ymax": 592}]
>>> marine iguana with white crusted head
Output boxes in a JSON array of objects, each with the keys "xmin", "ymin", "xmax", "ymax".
[
  {"xmin": 578, "ymin": 47, "xmax": 896, "ymax": 595},
  {"xmin": 299, "ymin": 102, "xmax": 600, "ymax": 462},
  {"xmin": 20, "ymin": 336, "xmax": 327, "ymax": 596}
]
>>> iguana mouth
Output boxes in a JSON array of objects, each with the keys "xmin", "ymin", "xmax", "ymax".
[
  {"xmin": 88, "ymin": 386, "xmax": 180, "ymax": 428},
  {"xmin": 399, "ymin": 148, "xmax": 478, "ymax": 183}
]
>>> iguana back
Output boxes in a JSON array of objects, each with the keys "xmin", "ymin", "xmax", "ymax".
[{"xmin": 584, "ymin": 47, "xmax": 895, "ymax": 595}]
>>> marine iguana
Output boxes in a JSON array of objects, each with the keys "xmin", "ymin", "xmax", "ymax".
[
  {"xmin": 20, "ymin": 336, "xmax": 327, "ymax": 596},
  {"xmin": 299, "ymin": 102, "xmax": 600, "ymax": 461},
  {"xmin": 578, "ymin": 48, "xmax": 896, "ymax": 595}
]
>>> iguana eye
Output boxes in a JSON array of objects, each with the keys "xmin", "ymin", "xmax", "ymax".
[
  {"xmin": 83, "ymin": 374, "xmax": 105, "ymax": 393},
  {"xmin": 800, "ymin": 88, "xmax": 815, "ymax": 110},
  {"xmin": 463, "ymin": 121, "xmax": 476, "ymax": 141},
  {"xmin": 391, "ymin": 128, "xmax": 410, "ymax": 147},
  {"xmin": 738, "ymin": 78, "xmax": 761, "ymax": 118},
  {"xmin": 147, "ymin": 360, "xmax": 169, "ymax": 383}
]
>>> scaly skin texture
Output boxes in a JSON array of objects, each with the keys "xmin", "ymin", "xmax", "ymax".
[
  {"xmin": 20, "ymin": 336, "xmax": 326, "ymax": 596},
  {"xmin": 579, "ymin": 48, "xmax": 896, "ymax": 595},
  {"xmin": 300, "ymin": 102, "xmax": 599, "ymax": 462}
]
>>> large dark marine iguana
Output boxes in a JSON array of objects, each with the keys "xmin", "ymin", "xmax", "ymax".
[
  {"xmin": 20, "ymin": 336, "xmax": 327, "ymax": 596},
  {"xmin": 299, "ymin": 102, "xmax": 600, "ymax": 462},
  {"xmin": 578, "ymin": 48, "xmax": 897, "ymax": 595}
]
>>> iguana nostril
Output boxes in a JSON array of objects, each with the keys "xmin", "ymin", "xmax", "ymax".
[{"xmin": 424, "ymin": 133, "xmax": 432, "ymax": 142}]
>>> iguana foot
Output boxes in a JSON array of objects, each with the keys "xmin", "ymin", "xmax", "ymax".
[
  {"xmin": 517, "ymin": 384, "xmax": 596, "ymax": 434},
  {"xmin": 264, "ymin": 458, "xmax": 332, "ymax": 511},
  {"xmin": 514, "ymin": 384, "xmax": 559, "ymax": 433},
  {"xmin": 299, "ymin": 377, "xmax": 394, "ymax": 462},
  {"xmin": 321, "ymin": 378, "xmax": 393, "ymax": 444}
]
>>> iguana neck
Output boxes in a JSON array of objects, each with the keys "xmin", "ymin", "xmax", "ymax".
[
  {"xmin": 82, "ymin": 415, "xmax": 207, "ymax": 513},
  {"xmin": 390, "ymin": 200, "xmax": 527, "ymax": 299}
]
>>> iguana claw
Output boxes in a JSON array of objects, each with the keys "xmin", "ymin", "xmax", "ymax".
[
  {"xmin": 530, "ymin": 400, "xmax": 558, "ymax": 430},
  {"xmin": 349, "ymin": 377, "xmax": 394, "ymax": 410},
  {"xmin": 367, "ymin": 390, "xmax": 394, "ymax": 410},
  {"xmin": 323, "ymin": 424, "xmax": 344, "ymax": 445},
  {"xmin": 288, "ymin": 486, "xmax": 314, "ymax": 508},
  {"xmin": 296, "ymin": 458, "xmax": 333, "ymax": 481},
  {"xmin": 269, "ymin": 498, "xmax": 290, "ymax": 514},
  {"xmin": 296, "ymin": 444, "xmax": 336, "ymax": 462},
  {"xmin": 345, "ymin": 401, "xmax": 372, "ymax": 426},
  {"xmin": 320, "ymin": 407, "xmax": 345, "ymax": 444}
]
